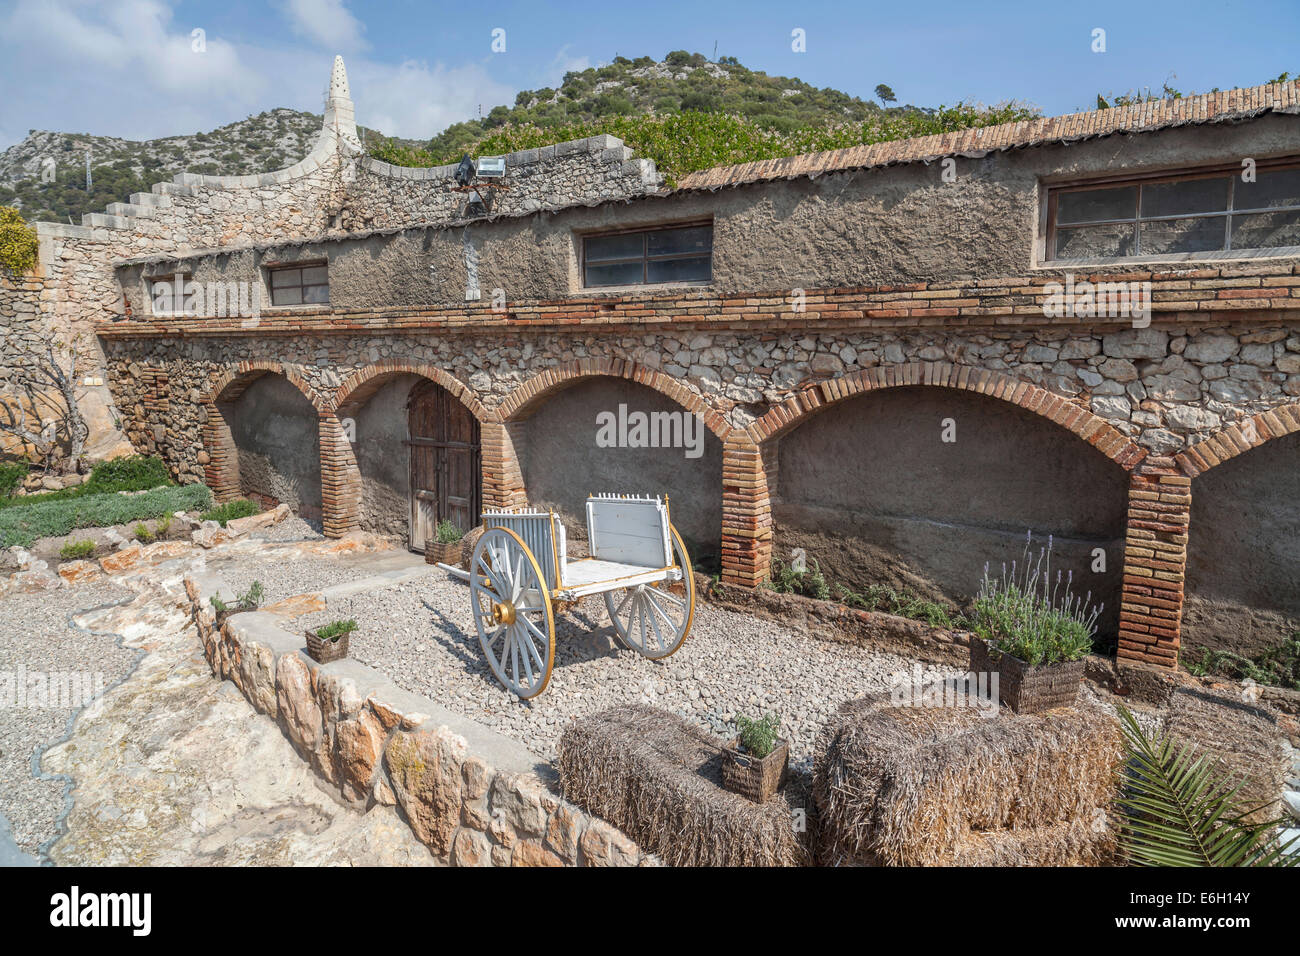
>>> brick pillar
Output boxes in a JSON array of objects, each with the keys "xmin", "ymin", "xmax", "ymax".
[
  {"xmin": 721, "ymin": 439, "xmax": 771, "ymax": 587},
  {"xmin": 201, "ymin": 402, "xmax": 240, "ymax": 502},
  {"xmin": 319, "ymin": 411, "xmax": 360, "ymax": 538},
  {"xmin": 1116, "ymin": 467, "xmax": 1190, "ymax": 669},
  {"xmin": 481, "ymin": 420, "xmax": 526, "ymax": 512}
]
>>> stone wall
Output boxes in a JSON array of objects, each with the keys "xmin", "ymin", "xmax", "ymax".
[{"xmin": 186, "ymin": 573, "xmax": 651, "ymax": 866}]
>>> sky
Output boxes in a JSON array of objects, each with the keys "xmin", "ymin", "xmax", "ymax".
[{"xmin": 0, "ymin": 0, "xmax": 1296, "ymax": 151}]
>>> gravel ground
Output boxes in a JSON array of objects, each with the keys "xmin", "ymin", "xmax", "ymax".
[
  {"xmin": 208, "ymin": 550, "xmax": 384, "ymax": 605},
  {"xmin": 0, "ymin": 581, "xmax": 136, "ymax": 858},
  {"xmin": 248, "ymin": 516, "xmax": 324, "ymax": 543},
  {"xmin": 291, "ymin": 570, "xmax": 967, "ymax": 773}
]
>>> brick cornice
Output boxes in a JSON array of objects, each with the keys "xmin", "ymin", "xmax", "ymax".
[
  {"xmin": 1176, "ymin": 401, "xmax": 1300, "ymax": 477},
  {"xmin": 95, "ymin": 261, "xmax": 1300, "ymax": 340},
  {"xmin": 746, "ymin": 362, "xmax": 1147, "ymax": 469}
]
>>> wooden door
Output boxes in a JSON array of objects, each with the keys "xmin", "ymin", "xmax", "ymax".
[{"xmin": 407, "ymin": 380, "xmax": 480, "ymax": 552}]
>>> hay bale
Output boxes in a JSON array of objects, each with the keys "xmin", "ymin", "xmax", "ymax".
[
  {"xmin": 813, "ymin": 686, "xmax": 1123, "ymax": 866},
  {"xmin": 1163, "ymin": 686, "xmax": 1288, "ymax": 824},
  {"xmin": 558, "ymin": 705, "xmax": 811, "ymax": 866}
]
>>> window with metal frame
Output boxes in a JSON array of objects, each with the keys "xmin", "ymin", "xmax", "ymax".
[
  {"xmin": 150, "ymin": 273, "xmax": 191, "ymax": 315},
  {"xmin": 268, "ymin": 263, "xmax": 329, "ymax": 306},
  {"xmin": 582, "ymin": 223, "xmax": 713, "ymax": 287},
  {"xmin": 1045, "ymin": 159, "xmax": 1300, "ymax": 262}
]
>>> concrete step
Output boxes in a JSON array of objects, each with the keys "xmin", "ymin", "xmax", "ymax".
[{"xmin": 80, "ymin": 212, "xmax": 130, "ymax": 229}]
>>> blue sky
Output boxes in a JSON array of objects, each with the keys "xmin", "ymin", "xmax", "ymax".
[{"xmin": 0, "ymin": 0, "xmax": 1296, "ymax": 151}]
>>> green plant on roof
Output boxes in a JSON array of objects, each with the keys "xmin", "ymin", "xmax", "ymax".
[
  {"xmin": 1115, "ymin": 706, "xmax": 1297, "ymax": 867},
  {"xmin": 735, "ymin": 712, "xmax": 781, "ymax": 760},
  {"xmin": 315, "ymin": 619, "xmax": 357, "ymax": 642},
  {"xmin": 435, "ymin": 519, "xmax": 464, "ymax": 544}
]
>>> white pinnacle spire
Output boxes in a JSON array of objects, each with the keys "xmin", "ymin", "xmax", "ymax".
[{"xmin": 322, "ymin": 55, "xmax": 360, "ymax": 150}]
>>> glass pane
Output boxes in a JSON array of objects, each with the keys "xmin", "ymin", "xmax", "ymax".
[
  {"xmin": 648, "ymin": 225, "xmax": 712, "ymax": 257},
  {"xmin": 1139, "ymin": 217, "xmax": 1226, "ymax": 255},
  {"xmin": 272, "ymin": 286, "xmax": 302, "ymax": 306},
  {"xmin": 1230, "ymin": 209, "xmax": 1300, "ymax": 249},
  {"xmin": 1141, "ymin": 177, "xmax": 1229, "ymax": 218},
  {"xmin": 646, "ymin": 256, "xmax": 711, "ymax": 283},
  {"xmin": 584, "ymin": 261, "xmax": 644, "ymax": 286},
  {"xmin": 1235, "ymin": 168, "xmax": 1300, "ymax": 211},
  {"xmin": 302, "ymin": 283, "xmax": 330, "ymax": 304},
  {"xmin": 1056, "ymin": 186, "xmax": 1136, "ymax": 225},
  {"xmin": 301, "ymin": 265, "xmax": 328, "ymax": 285},
  {"xmin": 585, "ymin": 233, "xmax": 643, "ymax": 262},
  {"xmin": 1053, "ymin": 223, "xmax": 1136, "ymax": 259},
  {"xmin": 271, "ymin": 268, "xmax": 299, "ymax": 287}
]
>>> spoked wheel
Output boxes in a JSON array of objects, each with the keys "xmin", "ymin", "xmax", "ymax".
[
  {"xmin": 469, "ymin": 528, "xmax": 556, "ymax": 698},
  {"xmin": 604, "ymin": 524, "xmax": 695, "ymax": 660}
]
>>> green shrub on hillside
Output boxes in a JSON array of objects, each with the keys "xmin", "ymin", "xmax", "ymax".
[{"xmin": 0, "ymin": 483, "xmax": 212, "ymax": 547}]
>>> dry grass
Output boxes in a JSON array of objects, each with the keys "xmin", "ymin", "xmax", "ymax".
[
  {"xmin": 813, "ymin": 682, "xmax": 1123, "ymax": 866},
  {"xmin": 558, "ymin": 704, "xmax": 812, "ymax": 866},
  {"xmin": 1162, "ymin": 685, "xmax": 1289, "ymax": 824}
]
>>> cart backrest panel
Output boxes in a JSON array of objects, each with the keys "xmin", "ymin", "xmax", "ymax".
[
  {"xmin": 482, "ymin": 509, "xmax": 567, "ymax": 590},
  {"xmin": 585, "ymin": 495, "xmax": 672, "ymax": 570}
]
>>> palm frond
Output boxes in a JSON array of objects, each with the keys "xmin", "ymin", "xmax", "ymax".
[{"xmin": 1116, "ymin": 706, "xmax": 1297, "ymax": 867}]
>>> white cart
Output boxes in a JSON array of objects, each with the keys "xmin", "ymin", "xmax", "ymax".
[{"xmin": 468, "ymin": 494, "xmax": 695, "ymax": 698}]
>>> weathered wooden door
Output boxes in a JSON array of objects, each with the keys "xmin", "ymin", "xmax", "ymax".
[{"xmin": 407, "ymin": 379, "xmax": 480, "ymax": 552}]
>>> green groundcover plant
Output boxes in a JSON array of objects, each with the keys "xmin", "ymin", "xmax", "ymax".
[
  {"xmin": 0, "ymin": 455, "xmax": 173, "ymax": 511},
  {"xmin": 199, "ymin": 498, "xmax": 259, "ymax": 527},
  {"xmin": 0, "ymin": 483, "xmax": 211, "ymax": 548},
  {"xmin": 970, "ymin": 533, "xmax": 1099, "ymax": 665}
]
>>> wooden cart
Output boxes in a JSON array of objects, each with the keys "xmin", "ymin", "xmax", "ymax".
[{"xmin": 468, "ymin": 494, "xmax": 695, "ymax": 698}]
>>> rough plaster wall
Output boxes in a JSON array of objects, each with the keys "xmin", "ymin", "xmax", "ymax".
[
  {"xmin": 1185, "ymin": 430, "xmax": 1300, "ymax": 658},
  {"xmin": 773, "ymin": 387, "xmax": 1127, "ymax": 639},
  {"xmin": 351, "ymin": 374, "xmax": 416, "ymax": 539},
  {"xmin": 229, "ymin": 375, "xmax": 322, "ymax": 520},
  {"xmin": 516, "ymin": 378, "xmax": 723, "ymax": 565}
]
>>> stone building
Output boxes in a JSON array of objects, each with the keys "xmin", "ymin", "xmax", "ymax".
[{"xmin": 5, "ymin": 57, "xmax": 1300, "ymax": 670}]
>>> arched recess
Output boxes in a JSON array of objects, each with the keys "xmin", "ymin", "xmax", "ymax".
[
  {"xmin": 1178, "ymin": 404, "xmax": 1300, "ymax": 662},
  {"xmin": 332, "ymin": 362, "xmax": 487, "ymax": 549},
  {"xmin": 204, "ymin": 361, "xmax": 325, "ymax": 521},
  {"xmin": 500, "ymin": 359, "xmax": 730, "ymax": 570},
  {"xmin": 751, "ymin": 364, "xmax": 1138, "ymax": 646}
]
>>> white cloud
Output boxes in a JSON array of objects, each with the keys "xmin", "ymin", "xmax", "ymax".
[
  {"xmin": 352, "ymin": 58, "xmax": 514, "ymax": 140},
  {"xmin": 550, "ymin": 45, "xmax": 591, "ymax": 78},
  {"xmin": 280, "ymin": 0, "xmax": 367, "ymax": 52}
]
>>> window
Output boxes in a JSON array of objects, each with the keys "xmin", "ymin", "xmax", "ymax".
[
  {"xmin": 269, "ymin": 263, "xmax": 329, "ymax": 306},
  {"xmin": 150, "ymin": 273, "xmax": 190, "ymax": 315},
  {"xmin": 1045, "ymin": 160, "xmax": 1300, "ymax": 262},
  {"xmin": 583, "ymin": 223, "xmax": 712, "ymax": 287}
]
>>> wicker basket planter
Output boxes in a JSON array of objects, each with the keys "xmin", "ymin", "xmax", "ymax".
[
  {"xmin": 306, "ymin": 628, "xmax": 350, "ymax": 664},
  {"xmin": 425, "ymin": 539, "xmax": 460, "ymax": 565},
  {"xmin": 969, "ymin": 638, "xmax": 1084, "ymax": 714},
  {"xmin": 721, "ymin": 737, "xmax": 789, "ymax": 804}
]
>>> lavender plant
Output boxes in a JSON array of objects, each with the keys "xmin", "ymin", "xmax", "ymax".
[{"xmin": 971, "ymin": 532, "xmax": 1100, "ymax": 665}]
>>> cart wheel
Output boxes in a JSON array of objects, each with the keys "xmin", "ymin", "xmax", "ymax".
[
  {"xmin": 469, "ymin": 527, "xmax": 555, "ymax": 698},
  {"xmin": 604, "ymin": 524, "xmax": 695, "ymax": 660}
]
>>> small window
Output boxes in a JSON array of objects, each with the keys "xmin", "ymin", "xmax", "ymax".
[
  {"xmin": 1046, "ymin": 160, "xmax": 1300, "ymax": 261},
  {"xmin": 150, "ymin": 273, "xmax": 191, "ymax": 315},
  {"xmin": 583, "ymin": 224, "xmax": 712, "ymax": 287},
  {"xmin": 269, "ymin": 263, "xmax": 329, "ymax": 306}
]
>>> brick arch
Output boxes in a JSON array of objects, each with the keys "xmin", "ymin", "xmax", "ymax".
[
  {"xmin": 745, "ymin": 362, "xmax": 1147, "ymax": 469},
  {"xmin": 208, "ymin": 360, "xmax": 326, "ymax": 413},
  {"xmin": 497, "ymin": 358, "xmax": 736, "ymax": 443},
  {"xmin": 334, "ymin": 361, "xmax": 491, "ymax": 422},
  {"xmin": 202, "ymin": 361, "xmax": 326, "ymax": 504},
  {"xmin": 1176, "ymin": 403, "xmax": 1300, "ymax": 477}
]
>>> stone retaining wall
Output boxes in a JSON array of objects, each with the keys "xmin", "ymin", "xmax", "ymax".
[{"xmin": 184, "ymin": 573, "xmax": 652, "ymax": 866}]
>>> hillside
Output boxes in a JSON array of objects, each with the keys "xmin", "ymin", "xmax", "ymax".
[
  {"xmin": 371, "ymin": 52, "xmax": 1039, "ymax": 184},
  {"xmin": 0, "ymin": 110, "xmax": 389, "ymax": 224}
]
